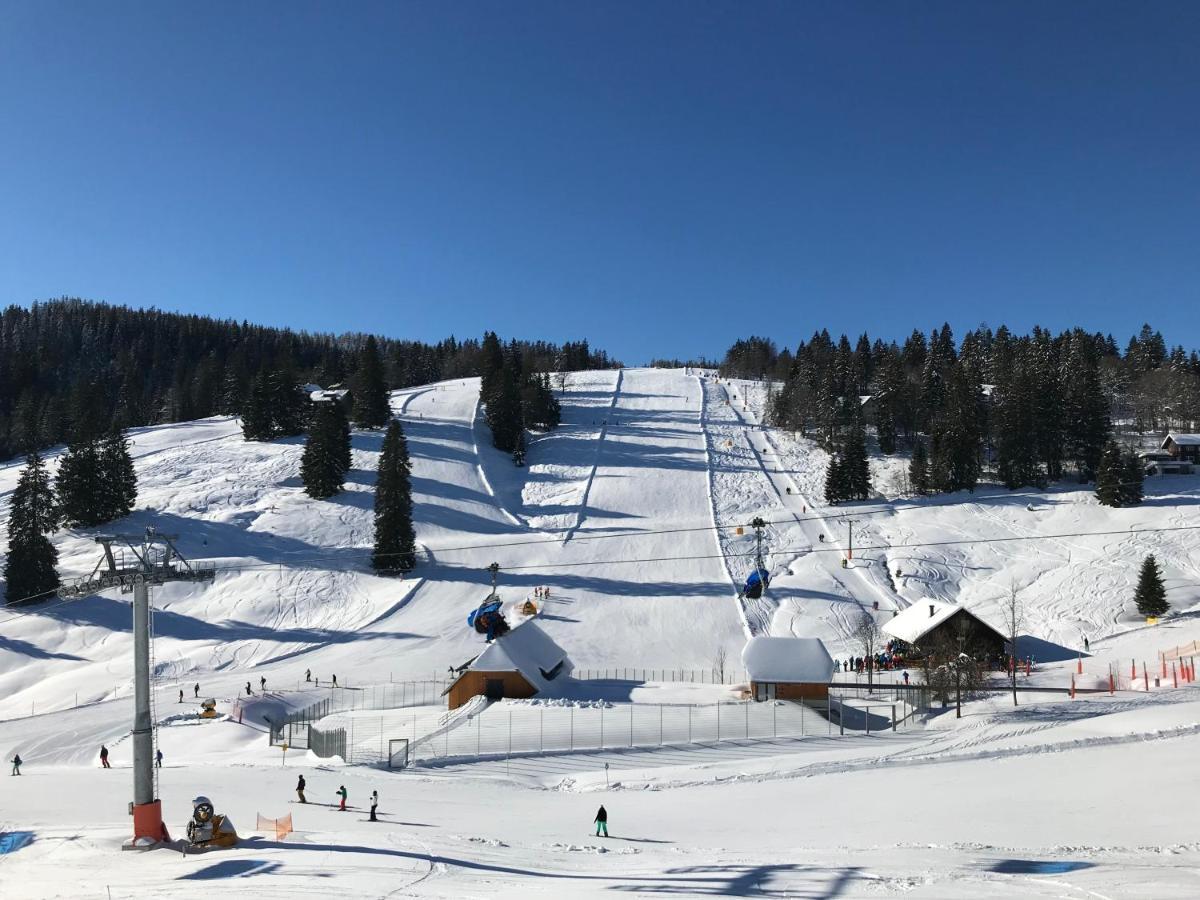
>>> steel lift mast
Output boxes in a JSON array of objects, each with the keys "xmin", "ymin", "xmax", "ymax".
[{"xmin": 60, "ymin": 527, "xmax": 215, "ymax": 849}]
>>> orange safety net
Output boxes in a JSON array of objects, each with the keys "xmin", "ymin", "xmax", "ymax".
[{"xmin": 255, "ymin": 812, "xmax": 293, "ymax": 841}]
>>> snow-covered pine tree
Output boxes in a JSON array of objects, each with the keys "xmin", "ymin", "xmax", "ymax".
[
  {"xmin": 994, "ymin": 348, "xmax": 1043, "ymax": 489},
  {"xmin": 3, "ymin": 452, "xmax": 60, "ymax": 606},
  {"xmin": 351, "ymin": 335, "xmax": 391, "ymax": 429},
  {"xmin": 1133, "ymin": 554, "xmax": 1168, "ymax": 617},
  {"xmin": 1119, "ymin": 450, "xmax": 1145, "ymax": 506},
  {"xmin": 484, "ymin": 354, "xmax": 525, "ymax": 453},
  {"xmin": 1094, "ymin": 442, "xmax": 1124, "ymax": 507},
  {"xmin": 909, "ymin": 440, "xmax": 929, "ymax": 495},
  {"xmin": 1061, "ymin": 330, "xmax": 1110, "ymax": 481},
  {"xmin": 270, "ymin": 370, "xmax": 307, "ymax": 438},
  {"xmin": 300, "ymin": 401, "xmax": 346, "ymax": 499},
  {"xmin": 372, "ymin": 420, "xmax": 416, "ymax": 573}
]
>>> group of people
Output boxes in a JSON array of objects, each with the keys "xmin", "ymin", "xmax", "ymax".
[
  {"xmin": 532, "ymin": 586, "xmax": 552, "ymax": 600},
  {"xmin": 296, "ymin": 775, "xmax": 379, "ymax": 821},
  {"xmin": 305, "ymin": 669, "xmax": 338, "ymax": 687},
  {"xmin": 179, "ymin": 683, "xmax": 202, "ymax": 703}
]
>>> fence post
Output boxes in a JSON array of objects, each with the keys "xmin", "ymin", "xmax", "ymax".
[
  {"xmin": 600, "ymin": 704, "xmax": 605, "ymax": 749},
  {"xmin": 630, "ymin": 705, "xmax": 634, "ymax": 747},
  {"xmin": 891, "ymin": 704, "xmax": 896, "ymax": 732},
  {"xmin": 716, "ymin": 702, "xmax": 721, "ymax": 741},
  {"xmin": 540, "ymin": 707, "xmax": 544, "ymax": 753},
  {"xmin": 773, "ymin": 701, "xmax": 777, "ymax": 737},
  {"xmin": 745, "ymin": 701, "xmax": 749, "ymax": 739},
  {"xmin": 688, "ymin": 705, "xmax": 692, "ymax": 743},
  {"xmin": 570, "ymin": 706, "xmax": 574, "ymax": 750},
  {"xmin": 659, "ymin": 705, "xmax": 663, "ymax": 745}
]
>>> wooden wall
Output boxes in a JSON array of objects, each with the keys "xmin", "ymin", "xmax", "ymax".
[
  {"xmin": 447, "ymin": 670, "xmax": 536, "ymax": 709},
  {"xmin": 751, "ymin": 681, "xmax": 829, "ymax": 701}
]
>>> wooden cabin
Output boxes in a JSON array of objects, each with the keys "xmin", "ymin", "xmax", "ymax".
[
  {"xmin": 446, "ymin": 620, "xmax": 571, "ymax": 710},
  {"xmin": 741, "ymin": 636, "xmax": 835, "ymax": 702},
  {"xmin": 882, "ymin": 600, "xmax": 1006, "ymax": 661}
]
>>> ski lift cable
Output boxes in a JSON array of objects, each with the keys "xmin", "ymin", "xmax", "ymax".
[{"xmin": 3, "ymin": 522, "xmax": 1197, "ymax": 626}]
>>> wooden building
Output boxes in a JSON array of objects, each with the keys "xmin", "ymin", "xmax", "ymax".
[
  {"xmin": 882, "ymin": 599, "xmax": 1006, "ymax": 661},
  {"xmin": 741, "ymin": 636, "xmax": 835, "ymax": 702},
  {"xmin": 446, "ymin": 620, "xmax": 571, "ymax": 710},
  {"xmin": 1161, "ymin": 433, "xmax": 1200, "ymax": 464}
]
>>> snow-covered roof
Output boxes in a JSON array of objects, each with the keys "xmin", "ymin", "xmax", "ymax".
[
  {"xmin": 467, "ymin": 620, "xmax": 571, "ymax": 691},
  {"xmin": 1163, "ymin": 433, "xmax": 1200, "ymax": 447},
  {"xmin": 310, "ymin": 388, "xmax": 350, "ymax": 403},
  {"xmin": 741, "ymin": 637, "xmax": 835, "ymax": 683},
  {"xmin": 882, "ymin": 599, "xmax": 1004, "ymax": 646}
]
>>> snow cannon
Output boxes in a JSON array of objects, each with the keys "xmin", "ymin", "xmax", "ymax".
[
  {"xmin": 468, "ymin": 597, "xmax": 510, "ymax": 642},
  {"xmin": 185, "ymin": 796, "xmax": 238, "ymax": 850},
  {"xmin": 742, "ymin": 568, "xmax": 770, "ymax": 600},
  {"xmin": 199, "ymin": 698, "xmax": 219, "ymax": 719}
]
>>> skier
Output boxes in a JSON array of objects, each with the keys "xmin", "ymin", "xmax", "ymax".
[
  {"xmin": 245, "ymin": 682, "xmax": 252, "ymax": 697},
  {"xmin": 332, "ymin": 674, "xmax": 338, "ymax": 688},
  {"xmin": 336, "ymin": 785, "xmax": 348, "ymax": 811},
  {"xmin": 369, "ymin": 790, "xmax": 379, "ymax": 822},
  {"xmin": 194, "ymin": 683, "xmax": 200, "ymax": 698},
  {"xmin": 155, "ymin": 748, "xmax": 163, "ymax": 768},
  {"xmin": 10, "ymin": 753, "xmax": 21, "ymax": 776},
  {"xmin": 179, "ymin": 689, "xmax": 184, "ymax": 703},
  {"xmin": 306, "ymin": 668, "xmax": 311, "ymax": 683},
  {"xmin": 296, "ymin": 775, "xmax": 306, "ymax": 803},
  {"xmin": 260, "ymin": 676, "xmax": 266, "ymax": 692},
  {"xmin": 594, "ymin": 805, "xmax": 608, "ymax": 838},
  {"xmin": 99, "ymin": 745, "xmax": 111, "ymax": 769},
  {"xmin": 1084, "ymin": 636, "xmax": 1090, "ymax": 652},
  {"xmin": 903, "ymin": 671, "xmax": 910, "ymax": 686}
]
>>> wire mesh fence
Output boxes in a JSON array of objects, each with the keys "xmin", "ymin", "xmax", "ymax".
[{"xmin": 571, "ymin": 668, "xmax": 750, "ymax": 684}]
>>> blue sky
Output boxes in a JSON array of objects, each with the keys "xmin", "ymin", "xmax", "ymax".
[{"xmin": 1, "ymin": 2, "xmax": 1197, "ymax": 362}]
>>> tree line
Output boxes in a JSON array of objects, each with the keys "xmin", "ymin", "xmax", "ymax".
[
  {"xmin": 719, "ymin": 325, "xmax": 1190, "ymax": 504},
  {"xmin": 478, "ymin": 331, "xmax": 562, "ymax": 463},
  {"xmin": 0, "ymin": 299, "xmax": 618, "ymax": 461}
]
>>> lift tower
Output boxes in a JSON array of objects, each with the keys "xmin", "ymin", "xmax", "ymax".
[{"xmin": 60, "ymin": 527, "xmax": 215, "ymax": 849}]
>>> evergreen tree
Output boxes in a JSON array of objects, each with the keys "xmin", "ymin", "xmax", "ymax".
[
  {"xmin": 484, "ymin": 356, "xmax": 525, "ymax": 453},
  {"xmin": 3, "ymin": 452, "xmax": 60, "ymax": 606},
  {"xmin": 841, "ymin": 425, "xmax": 871, "ymax": 500},
  {"xmin": 269, "ymin": 370, "xmax": 307, "ymax": 437},
  {"xmin": 99, "ymin": 430, "xmax": 137, "ymax": 520},
  {"xmin": 241, "ymin": 372, "xmax": 275, "ymax": 441},
  {"xmin": 1119, "ymin": 451, "xmax": 1145, "ymax": 506},
  {"xmin": 351, "ymin": 335, "xmax": 391, "ymax": 428},
  {"xmin": 334, "ymin": 400, "xmax": 352, "ymax": 477},
  {"xmin": 56, "ymin": 437, "xmax": 105, "ymax": 526},
  {"xmin": 824, "ymin": 455, "xmax": 844, "ymax": 504},
  {"xmin": 479, "ymin": 331, "xmax": 505, "ymax": 400},
  {"xmin": 372, "ymin": 420, "xmax": 416, "ymax": 573},
  {"xmin": 300, "ymin": 401, "xmax": 347, "ymax": 499},
  {"xmin": 1095, "ymin": 441, "xmax": 1124, "ymax": 507},
  {"xmin": 909, "ymin": 440, "xmax": 929, "ymax": 495},
  {"xmin": 1133, "ymin": 554, "xmax": 1168, "ymax": 617},
  {"xmin": 994, "ymin": 350, "xmax": 1043, "ymax": 489}
]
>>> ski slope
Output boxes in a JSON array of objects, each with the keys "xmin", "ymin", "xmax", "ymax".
[{"xmin": 2, "ymin": 367, "xmax": 1200, "ymax": 897}]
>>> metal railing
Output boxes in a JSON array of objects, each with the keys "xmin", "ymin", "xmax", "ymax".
[{"xmin": 571, "ymin": 668, "xmax": 750, "ymax": 684}]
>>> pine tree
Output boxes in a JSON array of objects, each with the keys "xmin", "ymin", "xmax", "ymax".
[
  {"xmin": 824, "ymin": 455, "xmax": 844, "ymax": 504},
  {"xmin": 841, "ymin": 425, "xmax": 871, "ymax": 500},
  {"xmin": 241, "ymin": 372, "xmax": 274, "ymax": 441},
  {"xmin": 1094, "ymin": 441, "xmax": 1123, "ymax": 507},
  {"xmin": 300, "ymin": 402, "xmax": 347, "ymax": 499},
  {"xmin": 1133, "ymin": 554, "xmax": 1168, "ymax": 617},
  {"xmin": 99, "ymin": 430, "xmax": 137, "ymax": 520},
  {"xmin": 909, "ymin": 440, "xmax": 929, "ymax": 495},
  {"xmin": 1119, "ymin": 451, "xmax": 1145, "ymax": 506},
  {"xmin": 485, "ymin": 356, "xmax": 525, "ymax": 453},
  {"xmin": 351, "ymin": 336, "xmax": 391, "ymax": 428},
  {"xmin": 270, "ymin": 370, "xmax": 307, "ymax": 438},
  {"xmin": 372, "ymin": 420, "xmax": 416, "ymax": 573},
  {"xmin": 4, "ymin": 452, "xmax": 60, "ymax": 606},
  {"xmin": 56, "ymin": 437, "xmax": 105, "ymax": 526}
]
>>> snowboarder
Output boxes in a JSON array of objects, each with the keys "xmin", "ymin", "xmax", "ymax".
[
  {"xmin": 179, "ymin": 689, "xmax": 184, "ymax": 703},
  {"xmin": 594, "ymin": 805, "xmax": 608, "ymax": 837},
  {"xmin": 369, "ymin": 790, "xmax": 378, "ymax": 822},
  {"xmin": 194, "ymin": 683, "xmax": 200, "ymax": 698},
  {"xmin": 336, "ymin": 785, "xmax": 348, "ymax": 811},
  {"xmin": 331, "ymin": 675, "xmax": 338, "ymax": 687},
  {"xmin": 305, "ymin": 669, "xmax": 311, "ymax": 683},
  {"xmin": 296, "ymin": 775, "xmax": 306, "ymax": 803},
  {"xmin": 99, "ymin": 745, "xmax": 111, "ymax": 769},
  {"xmin": 156, "ymin": 748, "xmax": 163, "ymax": 768},
  {"xmin": 10, "ymin": 753, "xmax": 21, "ymax": 776},
  {"xmin": 245, "ymin": 682, "xmax": 252, "ymax": 697}
]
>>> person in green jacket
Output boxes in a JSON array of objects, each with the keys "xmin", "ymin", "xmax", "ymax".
[{"xmin": 336, "ymin": 785, "xmax": 348, "ymax": 811}]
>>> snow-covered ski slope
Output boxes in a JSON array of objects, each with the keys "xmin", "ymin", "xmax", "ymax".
[{"xmin": 3, "ymin": 367, "xmax": 1200, "ymax": 721}]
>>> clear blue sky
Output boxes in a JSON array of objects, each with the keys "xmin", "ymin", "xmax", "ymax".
[{"xmin": 1, "ymin": 2, "xmax": 1198, "ymax": 362}]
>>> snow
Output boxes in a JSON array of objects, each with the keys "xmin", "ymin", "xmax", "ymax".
[
  {"xmin": 2, "ymin": 367, "xmax": 1200, "ymax": 896},
  {"xmin": 741, "ymin": 636, "xmax": 834, "ymax": 683}
]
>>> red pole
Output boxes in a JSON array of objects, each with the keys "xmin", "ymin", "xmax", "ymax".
[
  {"xmin": 1070, "ymin": 674, "xmax": 1076, "ymax": 699},
  {"xmin": 1108, "ymin": 671, "xmax": 1115, "ymax": 695},
  {"xmin": 1162, "ymin": 657, "xmax": 1167, "ymax": 679},
  {"xmin": 1077, "ymin": 653, "xmax": 1083, "ymax": 675},
  {"xmin": 1131, "ymin": 659, "xmax": 1136, "ymax": 679},
  {"xmin": 1143, "ymin": 663, "xmax": 1149, "ymax": 691},
  {"xmin": 1172, "ymin": 662, "xmax": 1177, "ymax": 689},
  {"xmin": 1025, "ymin": 658, "xmax": 1031, "ymax": 677}
]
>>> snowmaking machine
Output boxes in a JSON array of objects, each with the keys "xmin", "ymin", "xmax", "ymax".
[{"xmin": 184, "ymin": 796, "xmax": 238, "ymax": 851}]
